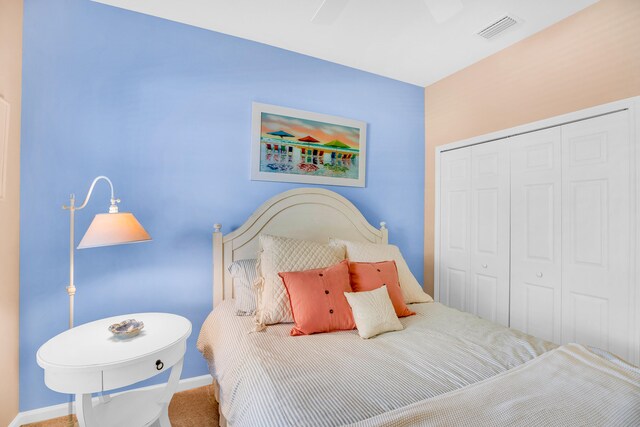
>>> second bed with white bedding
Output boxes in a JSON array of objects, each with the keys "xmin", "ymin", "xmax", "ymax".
[
  {"xmin": 197, "ymin": 301, "xmax": 557, "ymax": 427},
  {"xmin": 349, "ymin": 343, "xmax": 640, "ymax": 426}
]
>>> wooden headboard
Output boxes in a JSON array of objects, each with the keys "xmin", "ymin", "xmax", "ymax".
[{"xmin": 212, "ymin": 188, "xmax": 388, "ymax": 308}]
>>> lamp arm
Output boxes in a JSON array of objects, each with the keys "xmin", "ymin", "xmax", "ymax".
[{"xmin": 64, "ymin": 175, "xmax": 120, "ymax": 213}]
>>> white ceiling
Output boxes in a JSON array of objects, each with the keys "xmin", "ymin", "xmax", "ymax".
[{"xmin": 92, "ymin": 0, "xmax": 598, "ymax": 87}]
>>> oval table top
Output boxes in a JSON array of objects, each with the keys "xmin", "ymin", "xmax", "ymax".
[{"xmin": 37, "ymin": 312, "xmax": 192, "ymax": 371}]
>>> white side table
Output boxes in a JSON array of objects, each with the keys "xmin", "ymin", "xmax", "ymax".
[{"xmin": 37, "ymin": 313, "xmax": 192, "ymax": 427}]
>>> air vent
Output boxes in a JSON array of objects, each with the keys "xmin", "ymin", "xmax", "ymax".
[{"xmin": 477, "ymin": 15, "xmax": 518, "ymax": 39}]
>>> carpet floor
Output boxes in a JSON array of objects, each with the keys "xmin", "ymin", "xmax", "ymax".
[{"xmin": 22, "ymin": 385, "xmax": 219, "ymax": 427}]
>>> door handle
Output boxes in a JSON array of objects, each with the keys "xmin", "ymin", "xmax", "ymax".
[
  {"xmin": 536, "ymin": 272, "xmax": 543, "ymax": 278},
  {"xmin": 481, "ymin": 264, "xmax": 488, "ymax": 269}
]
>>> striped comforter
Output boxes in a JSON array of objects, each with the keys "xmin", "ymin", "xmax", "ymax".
[{"xmin": 197, "ymin": 301, "xmax": 557, "ymax": 426}]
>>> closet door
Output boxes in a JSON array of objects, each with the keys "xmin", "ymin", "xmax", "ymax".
[
  {"xmin": 510, "ymin": 128, "xmax": 562, "ymax": 343},
  {"xmin": 469, "ymin": 140, "xmax": 510, "ymax": 326},
  {"xmin": 561, "ymin": 111, "xmax": 633, "ymax": 361},
  {"xmin": 439, "ymin": 148, "xmax": 471, "ymax": 312}
]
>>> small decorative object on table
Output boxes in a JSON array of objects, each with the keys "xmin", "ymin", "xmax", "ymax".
[{"xmin": 108, "ymin": 319, "xmax": 144, "ymax": 338}]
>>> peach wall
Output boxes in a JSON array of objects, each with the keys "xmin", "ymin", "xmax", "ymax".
[
  {"xmin": 424, "ymin": 0, "xmax": 640, "ymax": 296},
  {"xmin": 0, "ymin": 0, "xmax": 22, "ymax": 424}
]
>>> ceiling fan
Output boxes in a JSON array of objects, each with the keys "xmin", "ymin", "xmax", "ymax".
[{"xmin": 312, "ymin": 0, "xmax": 464, "ymax": 25}]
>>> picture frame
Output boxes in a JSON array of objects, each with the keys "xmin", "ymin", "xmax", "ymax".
[{"xmin": 251, "ymin": 102, "xmax": 367, "ymax": 187}]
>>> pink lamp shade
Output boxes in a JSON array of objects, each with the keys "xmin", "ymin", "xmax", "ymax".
[{"xmin": 77, "ymin": 212, "xmax": 151, "ymax": 249}]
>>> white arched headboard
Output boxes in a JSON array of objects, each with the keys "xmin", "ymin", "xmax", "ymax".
[{"xmin": 212, "ymin": 188, "xmax": 388, "ymax": 308}]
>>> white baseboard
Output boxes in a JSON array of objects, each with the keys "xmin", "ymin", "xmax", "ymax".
[{"xmin": 8, "ymin": 374, "xmax": 212, "ymax": 427}]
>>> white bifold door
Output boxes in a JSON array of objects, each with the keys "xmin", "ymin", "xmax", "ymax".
[
  {"xmin": 509, "ymin": 128, "xmax": 563, "ymax": 343},
  {"xmin": 560, "ymin": 111, "xmax": 633, "ymax": 362},
  {"xmin": 509, "ymin": 110, "xmax": 634, "ymax": 361},
  {"xmin": 439, "ymin": 148, "xmax": 471, "ymax": 314},
  {"xmin": 440, "ymin": 141, "xmax": 510, "ymax": 326}
]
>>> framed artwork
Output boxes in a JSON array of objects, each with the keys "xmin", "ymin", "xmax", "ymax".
[{"xmin": 251, "ymin": 102, "xmax": 366, "ymax": 187}]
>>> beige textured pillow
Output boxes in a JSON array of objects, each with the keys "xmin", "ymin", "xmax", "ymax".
[
  {"xmin": 256, "ymin": 235, "xmax": 345, "ymax": 326},
  {"xmin": 344, "ymin": 286, "xmax": 404, "ymax": 339},
  {"xmin": 330, "ymin": 238, "xmax": 433, "ymax": 304}
]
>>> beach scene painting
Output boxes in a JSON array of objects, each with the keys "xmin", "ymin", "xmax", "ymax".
[{"xmin": 251, "ymin": 103, "xmax": 366, "ymax": 187}]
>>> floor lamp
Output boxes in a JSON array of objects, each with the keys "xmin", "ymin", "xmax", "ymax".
[
  {"xmin": 62, "ymin": 176, "xmax": 151, "ymax": 426},
  {"xmin": 62, "ymin": 175, "xmax": 151, "ymax": 329}
]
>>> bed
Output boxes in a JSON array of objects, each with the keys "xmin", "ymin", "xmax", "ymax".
[{"xmin": 197, "ymin": 188, "xmax": 640, "ymax": 427}]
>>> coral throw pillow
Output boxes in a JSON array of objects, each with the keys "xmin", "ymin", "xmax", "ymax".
[
  {"xmin": 330, "ymin": 239, "xmax": 434, "ymax": 304},
  {"xmin": 279, "ymin": 260, "xmax": 356, "ymax": 336},
  {"xmin": 348, "ymin": 260, "xmax": 415, "ymax": 317}
]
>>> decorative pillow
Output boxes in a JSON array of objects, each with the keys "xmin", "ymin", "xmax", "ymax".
[
  {"xmin": 228, "ymin": 259, "xmax": 259, "ymax": 316},
  {"xmin": 279, "ymin": 260, "xmax": 355, "ymax": 336},
  {"xmin": 348, "ymin": 261, "xmax": 415, "ymax": 317},
  {"xmin": 256, "ymin": 234, "xmax": 346, "ymax": 325},
  {"xmin": 331, "ymin": 238, "xmax": 433, "ymax": 304},
  {"xmin": 344, "ymin": 286, "xmax": 404, "ymax": 339}
]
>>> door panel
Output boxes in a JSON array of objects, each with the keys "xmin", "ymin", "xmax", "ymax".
[
  {"xmin": 510, "ymin": 128, "xmax": 562, "ymax": 343},
  {"xmin": 569, "ymin": 293, "xmax": 609, "ymax": 350},
  {"xmin": 447, "ymin": 190, "xmax": 468, "ymax": 250},
  {"xmin": 525, "ymin": 183, "xmax": 555, "ymax": 260},
  {"xmin": 447, "ymin": 267, "xmax": 467, "ymax": 310},
  {"xmin": 476, "ymin": 189, "xmax": 498, "ymax": 254},
  {"xmin": 475, "ymin": 274, "xmax": 497, "ymax": 321},
  {"xmin": 561, "ymin": 111, "xmax": 632, "ymax": 360},
  {"xmin": 470, "ymin": 140, "xmax": 510, "ymax": 326},
  {"xmin": 524, "ymin": 283, "xmax": 556, "ymax": 340}
]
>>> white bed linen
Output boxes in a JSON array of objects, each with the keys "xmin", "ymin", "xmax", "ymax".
[
  {"xmin": 197, "ymin": 301, "xmax": 556, "ymax": 427},
  {"xmin": 348, "ymin": 343, "xmax": 640, "ymax": 426}
]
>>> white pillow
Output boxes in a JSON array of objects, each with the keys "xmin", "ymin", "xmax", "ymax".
[
  {"xmin": 330, "ymin": 238, "xmax": 433, "ymax": 304},
  {"xmin": 228, "ymin": 259, "xmax": 259, "ymax": 316},
  {"xmin": 256, "ymin": 234, "xmax": 345, "ymax": 326},
  {"xmin": 344, "ymin": 285, "xmax": 403, "ymax": 339}
]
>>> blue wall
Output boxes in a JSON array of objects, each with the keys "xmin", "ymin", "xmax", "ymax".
[{"xmin": 20, "ymin": 0, "xmax": 424, "ymax": 410}]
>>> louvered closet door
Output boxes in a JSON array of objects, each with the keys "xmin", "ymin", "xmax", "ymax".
[
  {"xmin": 561, "ymin": 111, "xmax": 633, "ymax": 361},
  {"xmin": 439, "ymin": 148, "xmax": 471, "ymax": 312},
  {"xmin": 469, "ymin": 140, "xmax": 510, "ymax": 326},
  {"xmin": 509, "ymin": 128, "xmax": 562, "ymax": 343}
]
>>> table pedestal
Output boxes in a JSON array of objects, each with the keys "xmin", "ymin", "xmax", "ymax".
[{"xmin": 76, "ymin": 357, "xmax": 184, "ymax": 427}]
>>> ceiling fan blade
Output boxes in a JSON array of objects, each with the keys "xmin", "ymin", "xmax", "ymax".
[
  {"xmin": 424, "ymin": 0, "xmax": 463, "ymax": 24},
  {"xmin": 312, "ymin": 0, "xmax": 349, "ymax": 25}
]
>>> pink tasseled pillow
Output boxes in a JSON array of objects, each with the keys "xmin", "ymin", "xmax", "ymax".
[
  {"xmin": 348, "ymin": 260, "xmax": 415, "ymax": 317},
  {"xmin": 279, "ymin": 260, "xmax": 356, "ymax": 336}
]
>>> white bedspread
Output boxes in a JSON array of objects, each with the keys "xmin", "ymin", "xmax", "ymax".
[
  {"xmin": 349, "ymin": 343, "xmax": 640, "ymax": 427},
  {"xmin": 197, "ymin": 301, "xmax": 557, "ymax": 427}
]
